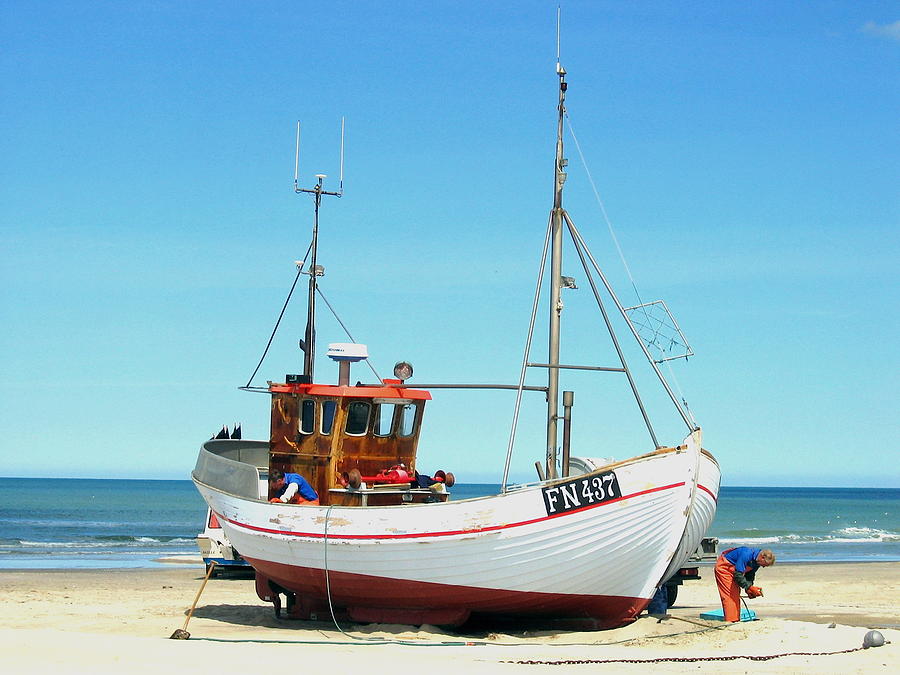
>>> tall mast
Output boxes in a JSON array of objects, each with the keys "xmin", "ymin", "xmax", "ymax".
[
  {"xmin": 303, "ymin": 175, "xmax": 325, "ymax": 380},
  {"xmin": 546, "ymin": 62, "xmax": 568, "ymax": 480},
  {"xmin": 294, "ymin": 120, "xmax": 345, "ymax": 383}
]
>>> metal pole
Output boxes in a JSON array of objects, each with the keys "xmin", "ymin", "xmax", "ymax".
[
  {"xmin": 561, "ymin": 390, "xmax": 573, "ymax": 477},
  {"xmin": 304, "ymin": 176, "xmax": 323, "ymax": 381},
  {"xmin": 564, "ymin": 210, "xmax": 660, "ymax": 448},
  {"xmin": 547, "ymin": 212, "xmax": 562, "ymax": 479},
  {"xmin": 294, "ymin": 121, "xmax": 344, "ymax": 382},
  {"xmin": 546, "ymin": 63, "xmax": 568, "ymax": 481},
  {"xmin": 567, "ymin": 213, "xmax": 696, "ymax": 432},
  {"xmin": 501, "ymin": 212, "xmax": 553, "ymax": 491},
  {"xmin": 373, "ymin": 383, "xmax": 549, "ymax": 392}
]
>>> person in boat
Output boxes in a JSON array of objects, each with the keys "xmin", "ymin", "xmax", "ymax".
[
  {"xmin": 269, "ymin": 469, "xmax": 320, "ymax": 505},
  {"xmin": 714, "ymin": 546, "xmax": 775, "ymax": 621},
  {"xmin": 411, "ymin": 470, "xmax": 440, "ymax": 488}
]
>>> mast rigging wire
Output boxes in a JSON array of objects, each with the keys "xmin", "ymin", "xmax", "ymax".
[
  {"xmin": 565, "ymin": 113, "xmax": 695, "ymax": 416},
  {"xmin": 565, "ymin": 210, "xmax": 660, "ymax": 448},
  {"xmin": 565, "ymin": 115, "xmax": 648, "ymax": 312},
  {"xmin": 243, "ymin": 243, "xmax": 312, "ymax": 388},
  {"xmin": 501, "ymin": 212, "xmax": 553, "ymax": 491},
  {"xmin": 566, "ymin": 216, "xmax": 696, "ymax": 431},
  {"xmin": 315, "ymin": 286, "xmax": 383, "ymax": 383},
  {"xmin": 242, "ymin": 242, "xmax": 383, "ymax": 388}
]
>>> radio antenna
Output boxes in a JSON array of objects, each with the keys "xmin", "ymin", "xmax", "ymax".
[
  {"xmin": 294, "ymin": 119, "xmax": 344, "ymax": 197},
  {"xmin": 338, "ymin": 116, "xmax": 345, "ymax": 195},
  {"xmin": 294, "ymin": 121, "xmax": 301, "ymax": 192},
  {"xmin": 556, "ymin": 5, "xmax": 561, "ymax": 66}
]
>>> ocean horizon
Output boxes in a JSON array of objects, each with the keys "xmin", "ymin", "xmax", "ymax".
[{"xmin": 1, "ymin": 478, "xmax": 897, "ymax": 569}]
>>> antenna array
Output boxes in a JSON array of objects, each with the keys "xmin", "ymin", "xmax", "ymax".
[{"xmin": 293, "ymin": 118, "xmax": 345, "ymax": 197}]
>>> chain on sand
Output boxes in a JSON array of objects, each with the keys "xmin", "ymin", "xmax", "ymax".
[{"xmin": 507, "ymin": 646, "xmax": 867, "ymax": 665}]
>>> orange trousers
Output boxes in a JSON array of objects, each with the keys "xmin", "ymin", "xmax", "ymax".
[{"xmin": 714, "ymin": 555, "xmax": 742, "ymax": 622}]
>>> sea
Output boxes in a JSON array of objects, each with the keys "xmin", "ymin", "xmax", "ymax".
[{"xmin": 0, "ymin": 478, "xmax": 897, "ymax": 569}]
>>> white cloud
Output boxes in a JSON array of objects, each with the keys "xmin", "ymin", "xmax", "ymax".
[{"xmin": 861, "ymin": 20, "xmax": 900, "ymax": 41}]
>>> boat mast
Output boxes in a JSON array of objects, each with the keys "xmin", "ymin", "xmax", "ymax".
[
  {"xmin": 294, "ymin": 120, "xmax": 344, "ymax": 382},
  {"xmin": 303, "ymin": 175, "xmax": 324, "ymax": 380},
  {"xmin": 546, "ymin": 61, "xmax": 568, "ymax": 480}
]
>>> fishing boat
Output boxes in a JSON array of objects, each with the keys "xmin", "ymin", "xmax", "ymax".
[{"xmin": 192, "ymin": 59, "xmax": 720, "ymax": 629}]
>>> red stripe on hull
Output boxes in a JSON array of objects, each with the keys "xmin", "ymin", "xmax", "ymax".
[
  {"xmin": 221, "ymin": 481, "xmax": 687, "ymax": 542},
  {"xmin": 698, "ymin": 484, "xmax": 718, "ymax": 502},
  {"xmin": 249, "ymin": 557, "xmax": 649, "ymax": 629}
]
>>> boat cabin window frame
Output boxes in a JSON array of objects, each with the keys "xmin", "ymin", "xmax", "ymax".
[
  {"xmin": 373, "ymin": 403, "xmax": 396, "ymax": 437},
  {"xmin": 321, "ymin": 399, "xmax": 337, "ymax": 435},
  {"xmin": 299, "ymin": 398, "xmax": 316, "ymax": 435},
  {"xmin": 344, "ymin": 401, "xmax": 371, "ymax": 436},
  {"xmin": 399, "ymin": 403, "xmax": 418, "ymax": 437}
]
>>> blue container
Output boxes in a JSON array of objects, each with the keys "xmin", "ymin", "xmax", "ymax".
[{"xmin": 700, "ymin": 607, "xmax": 757, "ymax": 622}]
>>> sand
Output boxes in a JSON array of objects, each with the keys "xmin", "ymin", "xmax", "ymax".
[{"xmin": 0, "ymin": 561, "xmax": 896, "ymax": 674}]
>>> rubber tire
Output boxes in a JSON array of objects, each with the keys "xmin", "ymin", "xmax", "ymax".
[{"xmin": 666, "ymin": 584, "xmax": 678, "ymax": 608}]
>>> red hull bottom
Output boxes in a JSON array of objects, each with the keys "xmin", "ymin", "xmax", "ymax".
[{"xmin": 250, "ymin": 558, "xmax": 649, "ymax": 629}]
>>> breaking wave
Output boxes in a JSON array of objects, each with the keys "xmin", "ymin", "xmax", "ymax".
[
  {"xmin": 1, "ymin": 536, "xmax": 195, "ymax": 550},
  {"xmin": 720, "ymin": 527, "xmax": 899, "ymax": 546}
]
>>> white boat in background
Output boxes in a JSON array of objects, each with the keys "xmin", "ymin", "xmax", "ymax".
[
  {"xmin": 197, "ymin": 506, "xmax": 250, "ymax": 574},
  {"xmin": 196, "ymin": 437, "xmax": 266, "ymax": 575},
  {"xmin": 192, "ymin": 57, "xmax": 720, "ymax": 629}
]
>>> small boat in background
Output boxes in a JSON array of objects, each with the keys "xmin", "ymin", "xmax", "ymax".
[
  {"xmin": 192, "ymin": 57, "xmax": 720, "ymax": 629},
  {"xmin": 197, "ymin": 506, "xmax": 251, "ymax": 575},
  {"xmin": 196, "ymin": 435, "xmax": 264, "ymax": 576}
]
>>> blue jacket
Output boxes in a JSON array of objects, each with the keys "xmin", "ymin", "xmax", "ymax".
[
  {"xmin": 278, "ymin": 473, "xmax": 319, "ymax": 501},
  {"xmin": 723, "ymin": 546, "xmax": 761, "ymax": 589}
]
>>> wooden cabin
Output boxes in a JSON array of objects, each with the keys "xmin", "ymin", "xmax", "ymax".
[{"xmin": 267, "ymin": 344, "xmax": 443, "ymax": 506}]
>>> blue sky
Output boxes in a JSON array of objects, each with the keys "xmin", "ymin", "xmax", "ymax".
[{"xmin": 2, "ymin": 2, "xmax": 897, "ymax": 487}]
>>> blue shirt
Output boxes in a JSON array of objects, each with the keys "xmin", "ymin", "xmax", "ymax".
[
  {"xmin": 278, "ymin": 473, "xmax": 319, "ymax": 501},
  {"xmin": 724, "ymin": 546, "xmax": 761, "ymax": 573}
]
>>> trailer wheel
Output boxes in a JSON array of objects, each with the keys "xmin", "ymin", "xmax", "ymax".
[{"xmin": 666, "ymin": 584, "xmax": 678, "ymax": 608}]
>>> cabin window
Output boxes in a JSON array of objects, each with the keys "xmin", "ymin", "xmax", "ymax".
[
  {"xmin": 345, "ymin": 401, "xmax": 370, "ymax": 435},
  {"xmin": 321, "ymin": 400, "xmax": 337, "ymax": 435},
  {"xmin": 399, "ymin": 404, "xmax": 417, "ymax": 437},
  {"xmin": 373, "ymin": 404, "xmax": 395, "ymax": 437},
  {"xmin": 300, "ymin": 399, "xmax": 315, "ymax": 435}
]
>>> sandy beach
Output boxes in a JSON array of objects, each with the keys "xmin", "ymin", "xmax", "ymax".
[{"xmin": 0, "ymin": 561, "xmax": 896, "ymax": 674}]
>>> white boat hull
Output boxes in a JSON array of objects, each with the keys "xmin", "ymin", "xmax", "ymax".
[{"xmin": 193, "ymin": 438, "xmax": 704, "ymax": 627}]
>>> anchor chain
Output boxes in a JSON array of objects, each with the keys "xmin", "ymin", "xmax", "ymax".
[{"xmin": 507, "ymin": 646, "xmax": 867, "ymax": 665}]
